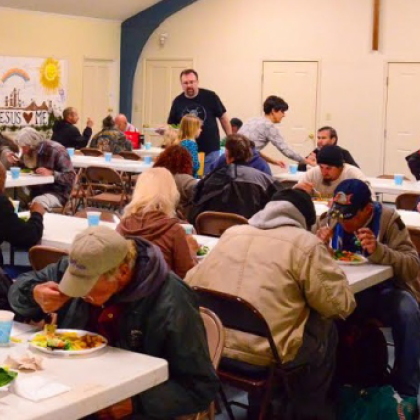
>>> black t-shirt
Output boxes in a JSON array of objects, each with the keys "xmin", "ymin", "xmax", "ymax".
[{"xmin": 167, "ymin": 88, "xmax": 226, "ymax": 154}]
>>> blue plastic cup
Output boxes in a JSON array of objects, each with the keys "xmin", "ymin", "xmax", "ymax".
[
  {"xmin": 394, "ymin": 174, "xmax": 404, "ymax": 186},
  {"xmin": 0, "ymin": 310, "xmax": 15, "ymax": 346},
  {"xmin": 288, "ymin": 163, "xmax": 298, "ymax": 174},
  {"xmin": 87, "ymin": 212, "xmax": 101, "ymax": 227},
  {"xmin": 144, "ymin": 156, "xmax": 153, "ymax": 164},
  {"xmin": 66, "ymin": 148, "xmax": 75, "ymax": 157},
  {"xmin": 145, "ymin": 142, "xmax": 152, "ymax": 150},
  {"xmin": 10, "ymin": 167, "xmax": 20, "ymax": 179},
  {"xmin": 11, "ymin": 200, "xmax": 19, "ymax": 214},
  {"xmin": 181, "ymin": 224, "xmax": 194, "ymax": 235},
  {"xmin": 104, "ymin": 152, "xmax": 112, "ymax": 162}
]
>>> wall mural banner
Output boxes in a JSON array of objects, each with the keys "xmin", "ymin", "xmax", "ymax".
[{"xmin": 0, "ymin": 56, "xmax": 67, "ymax": 133}]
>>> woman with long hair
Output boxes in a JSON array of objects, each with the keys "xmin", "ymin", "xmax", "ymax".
[
  {"xmin": 153, "ymin": 145, "xmax": 197, "ymax": 219},
  {"xmin": 117, "ymin": 168, "xmax": 198, "ymax": 278}
]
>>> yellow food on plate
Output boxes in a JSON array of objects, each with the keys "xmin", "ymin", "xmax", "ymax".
[{"xmin": 31, "ymin": 331, "xmax": 106, "ymax": 351}]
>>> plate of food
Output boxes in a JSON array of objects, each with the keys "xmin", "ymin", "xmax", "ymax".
[
  {"xmin": 333, "ymin": 250, "xmax": 367, "ymax": 265},
  {"xmin": 197, "ymin": 245, "xmax": 210, "ymax": 260},
  {"xmin": 29, "ymin": 328, "xmax": 107, "ymax": 356},
  {"xmin": 0, "ymin": 366, "xmax": 18, "ymax": 391}
]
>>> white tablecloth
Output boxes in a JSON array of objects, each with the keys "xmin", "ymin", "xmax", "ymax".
[
  {"xmin": 0, "ymin": 332, "xmax": 168, "ymax": 420},
  {"xmin": 6, "ymin": 173, "xmax": 55, "ymax": 189},
  {"xmin": 133, "ymin": 147, "xmax": 163, "ymax": 157},
  {"xmin": 273, "ymin": 171, "xmax": 420, "ymax": 196},
  {"xmin": 71, "ymin": 155, "xmax": 152, "ymax": 173}
]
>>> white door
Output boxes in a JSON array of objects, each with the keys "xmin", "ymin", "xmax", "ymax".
[
  {"xmin": 82, "ymin": 59, "xmax": 116, "ymax": 136},
  {"xmin": 262, "ymin": 61, "xmax": 318, "ymax": 172},
  {"xmin": 143, "ymin": 59, "xmax": 193, "ymax": 145},
  {"xmin": 384, "ymin": 63, "xmax": 420, "ymax": 178}
]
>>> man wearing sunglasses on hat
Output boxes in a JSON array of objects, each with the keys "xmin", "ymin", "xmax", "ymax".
[{"xmin": 317, "ymin": 179, "xmax": 420, "ymax": 402}]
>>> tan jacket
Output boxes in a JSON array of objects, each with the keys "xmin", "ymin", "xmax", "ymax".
[
  {"xmin": 185, "ymin": 201, "xmax": 356, "ymax": 365},
  {"xmin": 346, "ymin": 205, "xmax": 419, "ymax": 302}
]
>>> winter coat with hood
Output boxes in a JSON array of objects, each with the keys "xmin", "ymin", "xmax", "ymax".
[
  {"xmin": 52, "ymin": 119, "xmax": 92, "ymax": 149},
  {"xmin": 9, "ymin": 237, "xmax": 218, "ymax": 420},
  {"xmin": 185, "ymin": 201, "xmax": 356, "ymax": 366},
  {"xmin": 117, "ymin": 211, "xmax": 197, "ymax": 279}
]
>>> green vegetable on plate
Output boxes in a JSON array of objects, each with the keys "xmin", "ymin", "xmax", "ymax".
[{"xmin": 0, "ymin": 366, "xmax": 18, "ymax": 387}]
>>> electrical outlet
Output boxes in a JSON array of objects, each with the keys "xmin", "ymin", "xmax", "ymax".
[{"xmin": 325, "ymin": 113, "xmax": 331, "ymax": 121}]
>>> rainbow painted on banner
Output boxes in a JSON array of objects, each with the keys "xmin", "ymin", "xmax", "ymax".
[{"xmin": 1, "ymin": 68, "xmax": 30, "ymax": 83}]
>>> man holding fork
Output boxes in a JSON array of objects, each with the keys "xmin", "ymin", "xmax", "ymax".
[{"xmin": 317, "ymin": 179, "xmax": 420, "ymax": 401}]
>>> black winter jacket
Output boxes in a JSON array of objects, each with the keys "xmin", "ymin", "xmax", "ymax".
[
  {"xmin": 0, "ymin": 194, "xmax": 43, "ymax": 266},
  {"xmin": 52, "ymin": 119, "xmax": 92, "ymax": 149},
  {"xmin": 189, "ymin": 163, "xmax": 278, "ymax": 225}
]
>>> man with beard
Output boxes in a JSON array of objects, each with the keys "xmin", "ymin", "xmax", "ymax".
[
  {"xmin": 15, "ymin": 127, "xmax": 76, "ymax": 211},
  {"xmin": 296, "ymin": 145, "xmax": 371, "ymax": 199},
  {"xmin": 168, "ymin": 69, "xmax": 231, "ymax": 174}
]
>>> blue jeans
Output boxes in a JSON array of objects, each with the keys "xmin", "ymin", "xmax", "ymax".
[
  {"xmin": 354, "ymin": 280, "xmax": 420, "ymax": 397},
  {"xmin": 204, "ymin": 150, "xmax": 221, "ymax": 176}
]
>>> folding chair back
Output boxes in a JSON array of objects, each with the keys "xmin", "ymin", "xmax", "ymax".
[
  {"xmin": 195, "ymin": 211, "xmax": 248, "ymax": 237},
  {"xmin": 80, "ymin": 148, "xmax": 104, "ymax": 157},
  {"xmin": 29, "ymin": 246, "xmax": 68, "ymax": 271},
  {"xmin": 395, "ymin": 193, "xmax": 420, "ymax": 211}
]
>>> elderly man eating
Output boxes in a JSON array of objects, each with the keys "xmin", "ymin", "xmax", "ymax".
[
  {"xmin": 15, "ymin": 127, "xmax": 76, "ymax": 211},
  {"xmin": 8, "ymin": 226, "xmax": 218, "ymax": 419}
]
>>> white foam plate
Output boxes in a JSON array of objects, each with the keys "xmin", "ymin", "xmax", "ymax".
[{"xmin": 29, "ymin": 329, "xmax": 107, "ymax": 357}]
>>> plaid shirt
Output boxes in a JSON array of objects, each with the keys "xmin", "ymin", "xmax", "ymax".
[{"xmin": 29, "ymin": 141, "xmax": 76, "ymax": 205}]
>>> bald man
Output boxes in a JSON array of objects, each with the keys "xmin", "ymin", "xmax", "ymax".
[
  {"xmin": 115, "ymin": 114, "xmax": 138, "ymax": 133},
  {"xmin": 0, "ymin": 162, "xmax": 44, "ymax": 268},
  {"xmin": 52, "ymin": 107, "xmax": 93, "ymax": 149}
]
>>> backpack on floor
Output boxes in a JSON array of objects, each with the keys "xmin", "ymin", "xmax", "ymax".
[{"xmin": 338, "ymin": 385, "xmax": 417, "ymax": 420}]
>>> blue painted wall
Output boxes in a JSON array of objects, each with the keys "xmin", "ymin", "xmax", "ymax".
[{"xmin": 120, "ymin": 0, "xmax": 199, "ymax": 120}]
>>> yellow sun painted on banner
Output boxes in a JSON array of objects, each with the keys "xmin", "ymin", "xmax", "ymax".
[{"xmin": 39, "ymin": 57, "xmax": 61, "ymax": 92}]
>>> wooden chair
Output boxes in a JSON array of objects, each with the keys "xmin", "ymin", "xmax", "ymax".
[
  {"xmin": 118, "ymin": 151, "xmax": 141, "ymax": 161},
  {"xmin": 75, "ymin": 207, "xmax": 121, "ymax": 223},
  {"xmin": 195, "ymin": 211, "xmax": 248, "ymax": 237},
  {"xmin": 85, "ymin": 166, "xmax": 128, "ymax": 211},
  {"xmin": 80, "ymin": 148, "xmax": 104, "ymax": 157},
  {"xmin": 377, "ymin": 174, "xmax": 411, "ymax": 181},
  {"xmin": 193, "ymin": 287, "xmax": 308, "ymax": 420},
  {"xmin": 395, "ymin": 193, "xmax": 420, "ymax": 211},
  {"xmin": 29, "ymin": 245, "xmax": 68, "ymax": 270}
]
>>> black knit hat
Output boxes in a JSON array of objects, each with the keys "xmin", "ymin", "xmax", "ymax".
[
  {"xmin": 317, "ymin": 145, "xmax": 344, "ymax": 167},
  {"xmin": 272, "ymin": 188, "xmax": 316, "ymax": 229}
]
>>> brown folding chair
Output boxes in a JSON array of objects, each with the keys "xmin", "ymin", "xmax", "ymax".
[
  {"xmin": 183, "ymin": 308, "xmax": 225, "ymax": 420},
  {"xmin": 118, "ymin": 151, "xmax": 141, "ymax": 161},
  {"xmin": 409, "ymin": 228, "xmax": 420, "ymax": 254},
  {"xmin": 193, "ymin": 287, "xmax": 308, "ymax": 420},
  {"xmin": 395, "ymin": 193, "xmax": 420, "ymax": 211},
  {"xmin": 29, "ymin": 245, "xmax": 68, "ymax": 270},
  {"xmin": 85, "ymin": 166, "xmax": 128, "ymax": 211},
  {"xmin": 80, "ymin": 148, "xmax": 104, "ymax": 157},
  {"xmin": 75, "ymin": 207, "xmax": 121, "ymax": 223},
  {"xmin": 195, "ymin": 211, "xmax": 248, "ymax": 237}
]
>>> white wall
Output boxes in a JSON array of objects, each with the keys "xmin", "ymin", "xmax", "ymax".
[
  {"xmin": 0, "ymin": 8, "xmax": 121, "ymax": 131},
  {"xmin": 134, "ymin": 0, "xmax": 420, "ymax": 175}
]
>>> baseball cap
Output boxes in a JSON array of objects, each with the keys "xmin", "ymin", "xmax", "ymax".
[
  {"xmin": 59, "ymin": 226, "xmax": 129, "ymax": 298},
  {"xmin": 317, "ymin": 145, "xmax": 344, "ymax": 167},
  {"xmin": 332, "ymin": 179, "xmax": 372, "ymax": 220}
]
